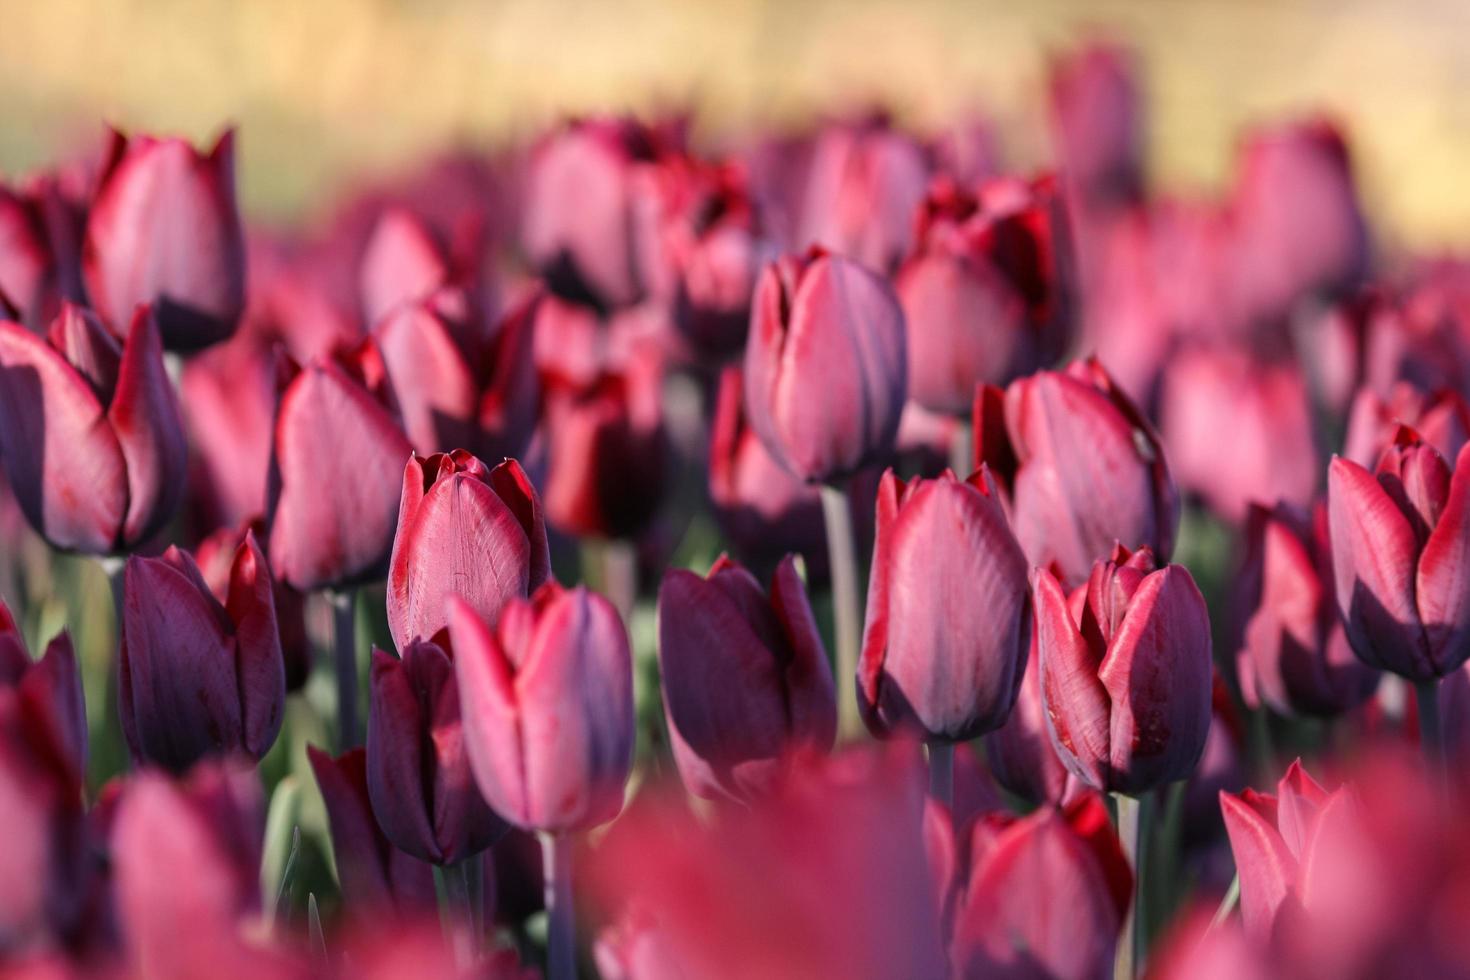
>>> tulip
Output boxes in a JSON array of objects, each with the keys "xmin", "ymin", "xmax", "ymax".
[
  {"xmin": 657, "ymin": 554, "xmax": 837, "ymax": 801},
  {"xmin": 307, "ymin": 746, "xmax": 437, "ymax": 921},
  {"xmin": 668, "ymin": 162, "xmax": 765, "ymax": 363},
  {"xmin": 950, "ymin": 793, "xmax": 1132, "ymax": 980},
  {"xmin": 0, "ymin": 175, "xmax": 79, "ymax": 331},
  {"xmin": 118, "ymin": 531, "xmax": 285, "ymax": 773},
  {"xmin": 859, "ymin": 467, "xmax": 1030, "ymax": 744},
  {"xmin": 1234, "ymin": 502, "xmax": 1379, "ymax": 717},
  {"xmin": 743, "ymin": 246, "xmax": 907, "ymax": 484},
  {"xmin": 1035, "ymin": 545, "xmax": 1213, "ymax": 794},
  {"xmin": 976, "ymin": 358, "xmax": 1179, "ymax": 586},
  {"xmin": 358, "ymin": 207, "xmax": 451, "ymax": 328},
  {"xmin": 83, "ymin": 129, "xmax": 246, "ymax": 351},
  {"xmin": 0, "ymin": 302, "xmax": 186, "ymax": 554},
  {"xmin": 367, "ymin": 639, "xmax": 507, "ymax": 865},
  {"xmin": 266, "ymin": 337, "xmax": 413, "ymax": 592},
  {"xmin": 1342, "ymin": 382, "xmax": 1470, "ymax": 468},
  {"xmin": 895, "ymin": 174, "xmax": 1074, "ymax": 415},
  {"xmin": 0, "ymin": 602, "xmax": 87, "ymax": 785},
  {"xmin": 180, "ymin": 331, "xmax": 277, "ymax": 527},
  {"xmin": 386, "ymin": 451, "xmax": 550, "ymax": 653},
  {"xmin": 1047, "ymin": 42, "xmax": 1145, "ymax": 206},
  {"xmin": 982, "ymin": 637, "xmax": 1076, "ymax": 806}
]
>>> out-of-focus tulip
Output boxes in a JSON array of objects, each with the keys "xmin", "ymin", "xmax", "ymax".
[
  {"xmin": 1235, "ymin": 502, "xmax": 1379, "ymax": 716},
  {"xmin": 983, "ymin": 637, "xmax": 1076, "ymax": 806},
  {"xmin": 1047, "ymin": 42, "xmax": 1145, "ymax": 207},
  {"xmin": 1160, "ymin": 347, "xmax": 1319, "ymax": 523},
  {"xmin": 1342, "ymin": 382, "xmax": 1470, "ymax": 468},
  {"xmin": 1035, "ymin": 545, "xmax": 1212, "ymax": 794},
  {"xmin": 0, "ymin": 602, "xmax": 87, "ymax": 784},
  {"xmin": 0, "ymin": 302, "xmax": 186, "ymax": 554},
  {"xmin": 1181, "ymin": 679, "xmax": 1248, "ymax": 848},
  {"xmin": 307, "ymin": 746, "xmax": 437, "ymax": 921},
  {"xmin": 1327, "ymin": 431, "xmax": 1470, "ymax": 680},
  {"xmin": 358, "ymin": 208, "xmax": 452, "ymax": 329},
  {"xmin": 374, "ymin": 289, "xmax": 539, "ymax": 459},
  {"xmin": 977, "ymin": 358, "xmax": 1178, "ymax": 586},
  {"xmin": 83, "ymin": 129, "xmax": 246, "ymax": 351},
  {"xmin": 367, "ymin": 639, "xmax": 508, "ymax": 865},
  {"xmin": 196, "ymin": 520, "xmax": 311, "ymax": 692},
  {"xmin": 180, "ymin": 331, "xmax": 277, "ymax": 529},
  {"xmin": 0, "ymin": 173, "xmax": 86, "ymax": 331},
  {"xmin": 266, "ymin": 338, "xmax": 413, "ymax": 592},
  {"xmin": 743, "ymin": 247, "xmax": 907, "ymax": 484},
  {"xmin": 387, "ymin": 451, "xmax": 550, "ymax": 652},
  {"xmin": 859, "ymin": 467, "xmax": 1030, "ymax": 742},
  {"xmin": 448, "ymin": 583, "xmax": 634, "ymax": 833},
  {"xmin": 950, "ymin": 793, "xmax": 1132, "ymax": 980},
  {"xmin": 657, "ymin": 554, "xmax": 836, "ymax": 800},
  {"xmin": 119, "ymin": 531, "xmax": 284, "ymax": 773},
  {"xmin": 1147, "ymin": 908, "xmax": 1272, "ymax": 980},
  {"xmin": 895, "ymin": 175, "xmax": 1074, "ymax": 415}
]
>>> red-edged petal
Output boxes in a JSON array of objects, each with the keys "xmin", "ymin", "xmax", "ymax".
[
  {"xmin": 373, "ymin": 301, "xmax": 476, "ymax": 455},
  {"xmin": 770, "ymin": 554, "xmax": 837, "ymax": 754},
  {"xmin": 108, "ymin": 304, "xmax": 188, "ymax": 547},
  {"xmin": 223, "ymin": 530, "xmax": 284, "ymax": 759},
  {"xmin": 448, "ymin": 596, "xmax": 528, "ymax": 827},
  {"xmin": 1416, "ymin": 441, "xmax": 1470, "ymax": 675},
  {"xmin": 359, "ymin": 209, "xmax": 449, "ymax": 329},
  {"xmin": 1220, "ymin": 789, "xmax": 1299, "ymax": 941},
  {"xmin": 1035, "ymin": 566, "xmax": 1112, "ymax": 790}
]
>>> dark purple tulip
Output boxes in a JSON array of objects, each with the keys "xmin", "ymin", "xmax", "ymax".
[
  {"xmin": 266, "ymin": 338, "xmax": 414, "ymax": 592},
  {"xmin": 387, "ymin": 450, "xmax": 550, "ymax": 653},
  {"xmin": 367, "ymin": 639, "xmax": 508, "ymax": 865},
  {"xmin": 1035, "ymin": 546, "xmax": 1213, "ymax": 794},
  {"xmin": 983, "ymin": 637, "xmax": 1077, "ymax": 806},
  {"xmin": 358, "ymin": 207, "xmax": 451, "ymax": 328},
  {"xmin": 0, "ymin": 602, "xmax": 87, "ymax": 786},
  {"xmin": 119, "ymin": 531, "xmax": 285, "ymax": 773},
  {"xmin": 0, "ymin": 172, "xmax": 85, "ymax": 331},
  {"xmin": 657, "ymin": 554, "xmax": 837, "ymax": 801},
  {"xmin": 743, "ymin": 247, "xmax": 907, "ymax": 484},
  {"xmin": 83, "ymin": 129, "xmax": 246, "ymax": 351},
  {"xmin": 859, "ymin": 467, "xmax": 1030, "ymax": 743},
  {"xmin": 196, "ymin": 520, "xmax": 311, "ymax": 692},
  {"xmin": 1047, "ymin": 42, "xmax": 1145, "ymax": 206},
  {"xmin": 0, "ymin": 302, "xmax": 186, "ymax": 554}
]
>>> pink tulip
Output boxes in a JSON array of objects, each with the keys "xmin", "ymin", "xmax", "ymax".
[
  {"xmin": 1047, "ymin": 42, "xmax": 1145, "ymax": 206},
  {"xmin": 1342, "ymin": 382, "xmax": 1470, "ymax": 468},
  {"xmin": 358, "ymin": 207, "xmax": 452, "ymax": 328}
]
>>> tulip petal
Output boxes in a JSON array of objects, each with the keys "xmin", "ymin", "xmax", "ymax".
[
  {"xmin": 374, "ymin": 302, "xmax": 477, "ymax": 455},
  {"xmin": 449, "ymin": 596, "xmax": 529, "ymax": 826},
  {"xmin": 359, "ymin": 210, "xmax": 449, "ymax": 329},
  {"xmin": 858, "ymin": 469, "xmax": 904, "ymax": 728},
  {"xmin": 1220, "ymin": 789, "xmax": 1299, "ymax": 941},
  {"xmin": 487, "ymin": 458, "xmax": 551, "ymax": 591},
  {"xmin": 108, "ymin": 305, "xmax": 188, "ymax": 546},
  {"xmin": 1035, "ymin": 567, "xmax": 1112, "ymax": 789},
  {"xmin": 770, "ymin": 555, "xmax": 837, "ymax": 753},
  {"xmin": 367, "ymin": 648, "xmax": 441, "ymax": 862},
  {"xmin": 1416, "ymin": 442, "xmax": 1470, "ymax": 675},
  {"xmin": 223, "ymin": 530, "xmax": 284, "ymax": 759}
]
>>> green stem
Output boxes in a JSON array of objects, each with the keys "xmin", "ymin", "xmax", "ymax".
[
  {"xmin": 1208, "ymin": 874, "xmax": 1240, "ymax": 932},
  {"xmin": 928, "ymin": 743, "xmax": 954, "ymax": 807},
  {"xmin": 949, "ymin": 418, "xmax": 973, "ymax": 476},
  {"xmin": 540, "ymin": 832, "xmax": 576, "ymax": 980},
  {"xmin": 329, "ymin": 589, "xmax": 358, "ymax": 750},
  {"xmin": 439, "ymin": 860, "xmax": 474, "ymax": 965},
  {"xmin": 819, "ymin": 485, "xmax": 861, "ymax": 739},
  {"xmin": 1113, "ymin": 792, "xmax": 1148, "ymax": 980}
]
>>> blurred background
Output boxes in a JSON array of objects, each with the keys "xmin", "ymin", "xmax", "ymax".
[{"xmin": 2, "ymin": 0, "xmax": 1468, "ymax": 247}]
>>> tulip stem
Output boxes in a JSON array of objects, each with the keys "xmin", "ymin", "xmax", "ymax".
[
  {"xmin": 1415, "ymin": 679, "xmax": 1446, "ymax": 789},
  {"xmin": 1208, "ymin": 874, "xmax": 1240, "ymax": 932},
  {"xmin": 539, "ymin": 832, "xmax": 576, "ymax": 980},
  {"xmin": 602, "ymin": 539, "xmax": 638, "ymax": 623},
  {"xmin": 440, "ymin": 860, "xmax": 477, "ymax": 965},
  {"xmin": 98, "ymin": 555, "xmax": 126, "ymax": 636},
  {"xmin": 820, "ymin": 485, "xmax": 862, "ymax": 738},
  {"xmin": 949, "ymin": 419, "xmax": 973, "ymax": 476},
  {"xmin": 928, "ymin": 743, "xmax": 954, "ymax": 807},
  {"xmin": 1113, "ymin": 792, "xmax": 1147, "ymax": 980},
  {"xmin": 329, "ymin": 589, "xmax": 359, "ymax": 750}
]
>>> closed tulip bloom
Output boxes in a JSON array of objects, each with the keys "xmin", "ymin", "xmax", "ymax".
[
  {"xmin": 448, "ymin": 583, "xmax": 634, "ymax": 833},
  {"xmin": 950, "ymin": 793, "xmax": 1132, "ymax": 980},
  {"xmin": 668, "ymin": 162, "xmax": 765, "ymax": 363},
  {"xmin": 367, "ymin": 639, "xmax": 508, "ymax": 865},
  {"xmin": 196, "ymin": 520, "xmax": 311, "ymax": 692},
  {"xmin": 977, "ymin": 358, "xmax": 1179, "ymax": 586},
  {"xmin": 387, "ymin": 451, "xmax": 550, "ymax": 652},
  {"xmin": 1035, "ymin": 546, "xmax": 1212, "ymax": 794},
  {"xmin": 0, "ymin": 302, "xmax": 186, "ymax": 554},
  {"xmin": 1047, "ymin": 42, "xmax": 1145, "ymax": 206},
  {"xmin": 1235, "ymin": 502, "xmax": 1378, "ymax": 717},
  {"xmin": 267, "ymin": 338, "xmax": 414, "ymax": 592},
  {"xmin": 859, "ymin": 467, "xmax": 1030, "ymax": 743},
  {"xmin": 118, "ymin": 531, "xmax": 285, "ymax": 773},
  {"xmin": 0, "ymin": 173, "xmax": 85, "ymax": 331},
  {"xmin": 657, "ymin": 554, "xmax": 837, "ymax": 801},
  {"xmin": 743, "ymin": 247, "xmax": 907, "ymax": 484},
  {"xmin": 358, "ymin": 208, "xmax": 451, "ymax": 328},
  {"xmin": 0, "ymin": 602, "xmax": 87, "ymax": 786},
  {"xmin": 895, "ymin": 175, "xmax": 1074, "ymax": 414},
  {"xmin": 983, "ymin": 637, "xmax": 1076, "ymax": 806},
  {"xmin": 83, "ymin": 129, "xmax": 246, "ymax": 351},
  {"xmin": 180, "ymin": 332, "xmax": 277, "ymax": 527},
  {"xmin": 1342, "ymin": 382, "xmax": 1470, "ymax": 468},
  {"xmin": 1327, "ymin": 430, "xmax": 1470, "ymax": 680}
]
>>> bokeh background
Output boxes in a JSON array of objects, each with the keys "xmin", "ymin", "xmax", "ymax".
[{"xmin": 2, "ymin": 0, "xmax": 1468, "ymax": 247}]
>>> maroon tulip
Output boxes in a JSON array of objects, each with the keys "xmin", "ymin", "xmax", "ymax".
[
  {"xmin": 367, "ymin": 639, "xmax": 508, "ymax": 865},
  {"xmin": 118, "ymin": 531, "xmax": 285, "ymax": 773},
  {"xmin": 1343, "ymin": 382, "xmax": 1470, "ymax": 468},
  {"xmin": 373, "ymin": 289, "xmax": 539, "ymax": 459},
  {"xmin": 266, "ymin": 338, "xmax": 413, "ymax": 592},
  {"xmin": 358, "ymin": 207, "xmax": 452, "ymax": 329},
  {"xmin": 1327, "ymin": 430, "xmax": 1470, "ymax": 680},
  {"xmin": 743, "ymin": 247, "xmax": 907, "ymax": 484},
  {"xmin": 895, "ymin": 174, "xmax": 1074, "ymax": 414},
  {"xmin": 950, "ymin": 793, "xmax": 1132, "ymax": 980},
  {"xmin": 448, "ymin": 582, "xmax": 633, "ymax": 833},
  {"xmin": 0, "ymin": 302, "xmax": 186, "ymax": 554},
  {"xmin": 1235, "ymin": 502, "xmax": 1379, "ymax": 717},
  {"xmin": 667, "ymin": 162, "xmax": 765, "ymax": 363},
  {"xmin": 983, "ymin": 637, "xmax": 1076, "ymax": 806},
  {"xmin": 0, "ymin": 602, "xmax": 87, "ymax": 785},
  {"xmin": 196, "ymin": 520, "xmax": 311, "ymax": 692},
  {"xmin": 977, "ymin": 358, "xmax": 1179, "ymax": 585},
  {"xmin": 859, "ymin": 467, "xmax": 1030, "ymax": 742},
  {"xmin": 307, "ymin": 746, "xmax": 437, "ymax": 921},
  {"xmin": 83, "ymin": 129, "xmax": 246, "ymax": 351},
  {"xmin": 387, "ymin": 451, "xmax": 550, "ymax": 652},
  {"xmin": 1047, "ymin": 42, "xmax": 1145, "ymax": 206},
  {"xmin": 0, "ymin": 173, "xmax": 85, "ymax": 331},
  {"xmin": 180, "ymin": 331, "xmax": 277, "ymax": 528},
  {"xmin": 657, "ymin": 554, "xmax": 837, "ymax": 801},
  {"xmin": 1035, "ymin": 545, "xmax": 1212, "ymax": 794}
]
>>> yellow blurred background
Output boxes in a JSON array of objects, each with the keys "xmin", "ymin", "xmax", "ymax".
[{"xmin": 1, "ymin": 0, "xmax": 1467, "ymax": 248}]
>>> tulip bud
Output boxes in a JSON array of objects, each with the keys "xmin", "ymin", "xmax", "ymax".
[
  {"xmin": 657, "ymin": 554, "xmax": 837, "ymax": 800},
  {"xmin": 1343, "ymin": 382, "xmax": 1470, "ymax": 468},
  {"xmin": 387, "ymin": 451, "xmax": 550, "ymax": 652},
  {"xmin": 1327, "ymin": 431, "xmax": 1470, "ymax": 680},
  {"xmin": 743, "ymin": 247, "xmax": 907, "ymax": 484},
  {"xmin": 367, "ymin": 639, "xmax": 508, "ymax": 865},
  {"xmin": 978, "ymin": 358, "xmax": 1179, "ymax": 585},
  {"xmin": 0, "ymin": 302, "xmax": 186, "ymax": 554},
  {"xmin": 83, "ymin": 129, "xmax": 246, "ymax": 351},
  {"xmin": 896, "ymin": 174, "xmax": 1074, "ymax": 414},
  {"xmin": 267, "ymin": 338, "xmax": 414, "ymax": 592},
  {"xmin": 358, "ymin": 208, "xmax": 452, "ymax": 329},
  {"xmin": 983, "ymin": 637, "xmax": 1077, "ymax": 806},
  {"xmin": 118, "ymin": 531, "xmax": 285, "ymax": 773},
  {"xmin": 0, "ymin": 602, "xmax": 87, "ymax": 786},
  {"xmin": 668, "ymin": 162, "xmax": 765, "ymax": 363},
  {"xmin": 448, "ymin": 583, "xmax": 634, "ymax": 833},
  {"xmin": 1047, "ymin": 42, "xmax": 1145, "ymax": 206},
  {"xmin": 1035, "ymin": 546, "xmax": 1212, "ymax": 794},
  {"xmin": 859, "ymin": 467, "xmax": 1030, "ymax": 743}
]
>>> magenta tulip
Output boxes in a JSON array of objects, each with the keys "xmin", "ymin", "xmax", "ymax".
[
  {"xmin": 358, "ymin": 207, "xmax": 452, "ymax": 329},
  {"xmin": 1047, "ymin": 42, "xmax": 1145, "ymax": 206},
  {"xmin": 1343, "ymin": 382, "xmax": 1470, "ymax": 468},
  {"xmin": 0, "ymin": 602, "xmax": 87, "ymax": 785},
  {"xmin": 0, "ymin": 173, "xmax": 85, "ymax": 331},
  {"xmin": 668, "ymin": 162, "xmax": 765, "ymax": 363},
  {"xmin": 180, "ymin": 331, "xmax": 277, "ymax": 528}
]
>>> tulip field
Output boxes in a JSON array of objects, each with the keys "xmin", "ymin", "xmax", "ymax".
[{"xmin": 5, "ymin": 27, "xmax": 1470, "ymax": 980}]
